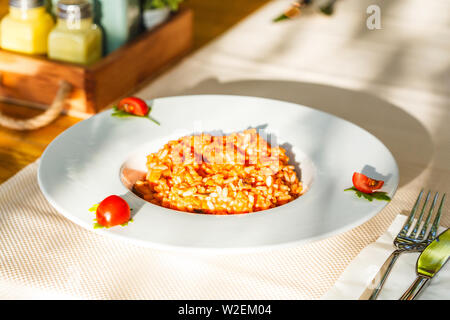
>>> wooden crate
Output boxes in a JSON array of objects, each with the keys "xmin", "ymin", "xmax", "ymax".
[{"xmin": 0, "ymin": 8, "xmax": 193, "ymax": 115}]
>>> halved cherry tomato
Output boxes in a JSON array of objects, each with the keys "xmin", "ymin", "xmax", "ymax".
[
  {"xmin": 118, "ymin": 97, "xmax": 149, "ymax": 116},
  {"xmin": 96, "ymin": 195, "xmax": 130, "ymax": 227},
  {"xmin": 352, "ymin": 172, "xmax": 384, "ymax": 194}
]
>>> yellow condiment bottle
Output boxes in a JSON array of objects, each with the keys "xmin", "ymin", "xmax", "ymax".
[
  {"xmin": 1, "ymin": 0, "xmax": 54, "ymax": 55},
  {"xmin": 48, "ymin": 0, "xmax": 102, "ymax": 65}
]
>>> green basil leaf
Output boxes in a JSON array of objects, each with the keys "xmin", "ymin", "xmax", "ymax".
[
  {"xmin": 273, "ymin": 14, "xmax": 289, "ymax": 22},
  {"xmin": 345, "ymin": 186, "xmax": 391, "ymax": 202},
  {"xmin": 111, "ymin": 106, "xmax": 160, "ymax": 125},
  {"xmin": 371, "ymin": 192, "xmax": 392, "ymax": 201},
  {"xmin": 362, "ymin": 193, "xmax": 373, "ymax": 201},
  {"xmin": 88, "ymin": 203, "xmax": 99, "ymax": 212}
]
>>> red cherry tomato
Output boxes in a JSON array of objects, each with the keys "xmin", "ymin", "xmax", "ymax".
[
  {"xmin": 96, "ymin": 195, "xmax": 130, "ymax": 227},
  {"xmin": 118, "ymin": 97, "xmax": 149, "ymax": 116},
  {"xmin": 352, "ymin": 172, "xmax": 384, "ymax": 194}
]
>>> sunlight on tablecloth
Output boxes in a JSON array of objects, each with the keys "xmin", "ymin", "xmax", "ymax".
[{"xmin": 1, "ymin": 0, "xmax": 449, "ymax": 299}]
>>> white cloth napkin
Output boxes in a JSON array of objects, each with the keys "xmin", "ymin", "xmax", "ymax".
[{"xmin": 322, "ymin": 214, "xmax": 450, "ymax": 300}]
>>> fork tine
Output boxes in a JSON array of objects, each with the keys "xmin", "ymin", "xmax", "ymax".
[
  {"xmin": 417, "ymin": 192, "xmax": 438, "ymax": 240},
  {"xmin": 410, "ymin": 191, "xmax": 431, "ymax": 238},
  {"xmin": 427, "ymin": 194, "xmax": 446, "ymax": 241},
  {"xmin": 399, "ymin": 189, "xmax": 424, "ymax": 237}
]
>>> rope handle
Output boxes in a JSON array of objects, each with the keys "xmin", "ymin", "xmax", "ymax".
[{"xmin": 0, "ymin": 80, "xmax": 73, "ymax": 131}]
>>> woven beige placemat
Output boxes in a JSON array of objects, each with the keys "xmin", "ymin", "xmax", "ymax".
[
  {"xmin": 1, "ymin": 0, "xmax": 449, "ymax": 299},
  {"xmin": 1, "ymin": 160, "xmax": 403, "ymax": 300}
]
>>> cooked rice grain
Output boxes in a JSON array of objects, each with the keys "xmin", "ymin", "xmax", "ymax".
[{"xmin": 134, "ymin": 129, "xmax": 303, "ymax": 214}]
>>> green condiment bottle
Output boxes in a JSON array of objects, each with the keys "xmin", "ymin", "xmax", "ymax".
[{"xmin": 96, "ymin": 0, "xmax": 141, "ymax": 54}]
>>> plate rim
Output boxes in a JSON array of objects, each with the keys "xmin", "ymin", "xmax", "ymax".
[{"xmin": 37, "ymin": 94, "xmax": 399, "ymax": 253}]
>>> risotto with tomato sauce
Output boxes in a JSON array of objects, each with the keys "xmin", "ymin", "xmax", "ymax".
[{"xmin": 133, "ymin": 129, "xmax": 302, "ymax": 214}]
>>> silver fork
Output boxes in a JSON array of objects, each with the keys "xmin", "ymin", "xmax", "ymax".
[{"xmin": 359, "ymin": 189, "xmax": 446, "ymax": 300}]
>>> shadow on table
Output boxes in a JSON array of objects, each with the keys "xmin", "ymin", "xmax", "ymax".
[{"xmin": 179, "ymin": 78, "xmax": 434, "ymax": 188}]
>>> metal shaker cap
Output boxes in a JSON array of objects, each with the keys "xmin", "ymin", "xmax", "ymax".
[
  {"xmin": 9, "ymin": 0, "xmax": 45, "ymax": 9},
  {"xmin": 57, "ymin": 0, "xmax": 92, "ymax": 19}
]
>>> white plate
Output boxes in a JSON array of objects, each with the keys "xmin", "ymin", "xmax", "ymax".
[{"xmin": 38, "ymin": 95, "xmax": 399, "ymax": 252}]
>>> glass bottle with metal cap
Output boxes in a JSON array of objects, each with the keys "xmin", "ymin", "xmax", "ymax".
[
  {"xmin": 0, "ymin": 0, "xmax": 55, "ymax": 54},
  {"xmin": 48, "ymin": 0, "xmax": 102, "ymax": 65}
]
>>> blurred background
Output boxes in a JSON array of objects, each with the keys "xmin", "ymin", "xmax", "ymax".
[{"xmin": 0, "ymin": 0, "xmax": 271, "ymax": 182}]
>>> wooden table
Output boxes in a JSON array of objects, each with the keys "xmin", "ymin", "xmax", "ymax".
[{"xmin": 0, "ymin": 0, "xmax": 271, "ymax": 183}]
